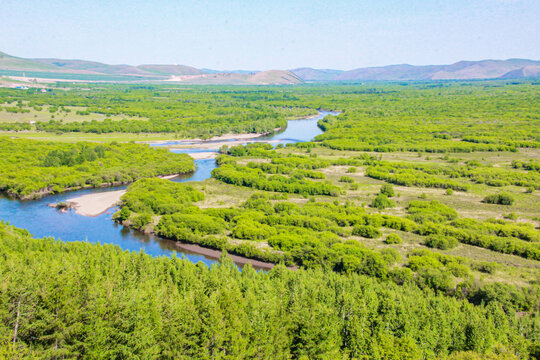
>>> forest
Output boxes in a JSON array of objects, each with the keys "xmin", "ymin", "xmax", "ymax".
[
  {"xmin": 0, "ymin": 221, "xmax": 537, "ymax": 359},
  {"xmin": 0, "ymin": 81, "xmax": 539, "ymax": 359},
  {"xmin": 0, "ymin": 138, "xmax": 194, "ymax": 199}
]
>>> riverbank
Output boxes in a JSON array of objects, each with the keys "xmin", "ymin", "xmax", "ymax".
[
  {"xmin": 63, "ymin": 173, "xmax": 183, "ymax": 216},
  {"xmin": 173, "ymin": 242, "xmax": 281, "ymax": 270},
  {"xmin": 1, "ymin": 110, "xmax": 331, "ymax": 269},
  {"xmin": 66, "ymin": 190, "xmax": 125, "ymax": 217},
  {"xmin": 144, "ymin": 127, "xmax": 284, "ymax": 146}
]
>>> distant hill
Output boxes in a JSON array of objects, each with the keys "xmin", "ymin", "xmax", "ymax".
[
  {"xmin": 165, "ymin": 70, "xmax": 303, "ymax": 85},
  {"xmin": 136, "ymin": 64, "xmax": 203, "ymax": 76},
  {"xmin": 1, "ymin": 51, "xmax": 538, "ymax": 84},
  {"xmin": 499, "ymin": 65, "xmax": 540, "ymax": 79},
  {"xmin": 293, "ymin": 59, "xmax": 540, "ymax": 82},
  {"xmin": 290, "ymin": 68, "xmax": 344, "ymax": 82},
  {"xmin": 248, "ymin": 70, "xmax": 303, "ymax": 85},
  {"xmin": 0, "ymin": 51, "xmax": 302, "ymax": 84},
  {"xmin": 0, "ymin": 52, "xmax": 59, "ymax": 72}
]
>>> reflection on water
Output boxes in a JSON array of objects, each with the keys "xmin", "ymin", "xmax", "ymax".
[{"xmin": 0, "ymin": 111, "xmax": 336, "ymax": 267}]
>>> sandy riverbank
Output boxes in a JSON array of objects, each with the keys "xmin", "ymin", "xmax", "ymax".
[
  {"xmin": 187, "ymin": 152, "xmax": 217, "ymax": 159},
  {"xmin": 66, "ymin": 189, "xmax": 126, "ymax": 217},
  {"xmin": 171, "ymin": 139, "xmax": 281, "ymax": 151},
  {"xmin": 144, "ymin": 127, "xmax": 283, "ymax": 145},
  {"xmin": 65, "ymin": 174, "xmax": 182, "ymax": 216}
]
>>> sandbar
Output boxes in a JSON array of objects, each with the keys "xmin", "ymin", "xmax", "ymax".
[{"xmin": 66, "ymin": 190, "xmax": 126, "ymax": 217}]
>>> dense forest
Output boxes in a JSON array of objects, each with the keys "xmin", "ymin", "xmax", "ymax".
[
  {"xmin": 0, "ymin": 222, "xmax": 537, "ymax": 359},
  {"xmin": 0, "ymin": 138, "xmax": 194, "ymax": 198}
]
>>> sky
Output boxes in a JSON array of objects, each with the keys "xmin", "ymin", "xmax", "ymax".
[{"xmin": 1, "ymin": 0, "xmax": 539, "ymax": 70}]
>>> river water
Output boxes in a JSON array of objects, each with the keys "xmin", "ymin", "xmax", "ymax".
[{"xmin": 0, "ymin": 111, "xmax": 333, "ymax": 266}]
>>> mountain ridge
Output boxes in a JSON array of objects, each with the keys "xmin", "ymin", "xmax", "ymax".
[{"xmin": 1, "ymin": 51, "xmax": 539, "ymax": 83}]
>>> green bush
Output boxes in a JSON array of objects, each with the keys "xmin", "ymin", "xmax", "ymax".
[
  {"xmin": 471, "ymin": 261, "xmax": 499, "ymax": 274},
  {"xmin": 384, "ymin": 233, "xmax": 402, "ymax": 244},
  {"xmin": 113, "ymin": 206, "xmax": 131, "ymax": 222},
  {"xmin": 339, "ymin": 176, "xmax": 354, "ymax": 183},
  {"xmin": 483, "ymin": 193, "xmax": 515, "ymax": 205},
  {"xmin": 352, "ymin": 225, "xmax": 381, "ymax": 238},
  {"xmin": 380, "ymin": 184, "xmax": 395, "ymax": 197},
  {"xmin": 372, "ymin": 194, "xmax": 395, "ymax": 210},
  {"xmin": 232, "ymin": 220, "xmax": 277, "ymax": 240},
  {"xmin": 424, "ymin": 235, "xmax": 459, "ymax": 250},
  {"xmin": 132, "ymin": 213, "xmax": 152, "ymax": 230}
]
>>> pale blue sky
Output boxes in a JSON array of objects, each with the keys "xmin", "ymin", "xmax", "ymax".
[{"xmin": 1, "ymin": 0, "xmax": 538, "ymax": 70}]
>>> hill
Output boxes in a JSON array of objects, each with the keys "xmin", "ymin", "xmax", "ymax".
[
  {"xmin": 290, "ymin": 68, "xmax": 344, "ymax": 81},
  {"xmin": 297, "ymin": 59, "xmax": 540, "ymax": 82},
  {"xmin": 0, "ymin": 51, "xmax": 59, "ymax": 71},
  {"xmin": 247, "ymin": 70, "xmax": 303, "ymax": 84},
  {"xmin": 1, "ymin": 51, "xmax": 539, "ymax": 83}
]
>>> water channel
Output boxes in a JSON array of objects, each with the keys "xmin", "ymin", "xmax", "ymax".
[{"xmin": 0, "ymin": 111, "xmax": 335, "ymax": 267}]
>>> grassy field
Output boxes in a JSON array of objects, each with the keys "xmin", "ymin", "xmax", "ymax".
[
  {"xmin": 202, "ymin": 145, "xmax": 540, "ymax": 283},
  {"xmin": 0, "ymin": 102, "xmax": 147, "ymax": 124}
]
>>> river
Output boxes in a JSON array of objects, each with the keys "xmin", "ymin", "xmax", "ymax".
[{"xmin": 0, "ymin": 111, "xmax": 335, "ymax": 267}]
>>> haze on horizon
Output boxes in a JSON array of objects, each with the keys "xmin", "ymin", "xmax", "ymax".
[{"xmin": 1, "ymin": 0, "xmax": 539, "ymax": 71}]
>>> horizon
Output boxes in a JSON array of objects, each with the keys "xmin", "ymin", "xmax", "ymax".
[
  {"xmin": 3, "ymin": 49, "xmax": 539, "ymax": 73},
  {"xmin": 1, "ymin": 0, "xmax": 539, "ymax": 70}
]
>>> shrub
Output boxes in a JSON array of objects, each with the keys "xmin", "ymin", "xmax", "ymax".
[
  {"xmin": 407, "ymin": 200, "xmax": 458, "ymax": 223},
  {"xmin": 113, "ymin": 207, "xmax": 132, "ymax": 222},
  {"xmin": 339, "ymin": 176, "xmax": 354, "ymax": 183},
  {"xmin": 380, "ymin": 184, "xmax": 395, "ymax": 197},
  {"xmin": 352, "ymin": 225, "xmax": 381, "ymax": 238},
  {"xmin": 424, "ymin": 235, "xmax": 458, "ymax": 250},
  {"xmin": 380, "ymin": 248, "xmax": 401, "ymax": 265},
  {"xmin": 471, "ymin": 261, "xmax": 499, "ymax": 274},
  {"xmin": 503, "ymin": 212, "xmax": 518, "ymax": 220},
  {"xmin": 446, "ymin": 188, "xmax": 454, "ymax": 195},
  {"xmin": 372, "ymin": 194, "xmax": 395, "ymax": 210},
  {"xmin": 232, "ymin": 220, "xmax": 277, "ymax": 240},
  {"xmin": 384, "ymin": 233, "xmax": 402, "ymax": 244},
  {"xmin": 483, "ymin": 193, "xmax": 515, "ymax": 205},
  {"xmin": 347, "ymin": 167, "xmax": 357, "ymax": 173},
  {"xmin": 132, "ymin": 213, "xmax": 152, "ymax": 230}
]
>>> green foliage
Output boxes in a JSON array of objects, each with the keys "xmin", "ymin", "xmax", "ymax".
[
  {"xmin": 0, "ymin": 138, "xmax": 195, "ymax": 198},
  {"xmin": 131, "ymin": 213, "xmax": 152, "ymax": 230},
  {"xmin": 212, "ymin": 163, "xmax": 340, "ymax": 196},
  {"xmin": 0, "ymin": 222, "xmax": 534, "ymax": 359},
  {"xmin": 0, "ymin": 87, "xmax": 316, "ymax": 137},
  {"xmin": 316, "ymin": 83, "xmax": 539, "ymax": 153},
  {"xmin": 385, "ymin": 233, "xmax": 403, "ymax": 244},
  {"xmin": 380, "ymin": 183, "xmax": 395, "ymax": 197},
  {"xmin": 339, "ymin": 175, "xmax": 354, "ymax": 183},
  {"xmin": 112, "ymin": 206, "xmax": 131, "ymax": 222},
  {"xmin": 483, "ymin": 193, "xmax": 515, "ymax": 205},
  {"xmin": 372, "ymin": 193, "xmax": 395, "ymax": 210},
  {"xmin": 471, "ymin": 261, "xmax": 499, "ymax": 274},
  {"xmin": 121, "ymin": 178, "xmax": 204, "ymax": 215},
  {"xmin": 424, "ymin": 234, "xmax": 459, "ymax": 250},
  {"xmin": 352, "ymin": 225, "xmax": 382, "ymax": 238},
  {"xmin": 232, "ymin": 220, "xmax": 277, "ymax": 240},
  {"xmin": 407, "ymin": 200, "xmax": 458, "ymax": 224}
]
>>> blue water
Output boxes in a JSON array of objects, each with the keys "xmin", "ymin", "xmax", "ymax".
[{"xmin": 0, "ymin": 111, "xmax": 335, "ymax": 266}]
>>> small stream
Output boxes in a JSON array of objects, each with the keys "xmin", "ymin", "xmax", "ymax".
[{"xmin": 0, "ymin": 111, "xmax": 335, "ymax": 267}]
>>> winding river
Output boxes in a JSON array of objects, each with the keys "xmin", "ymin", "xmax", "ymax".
[{"xmin": 0, "ymin": 111, "xmax": 334, "ymax": 267}]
